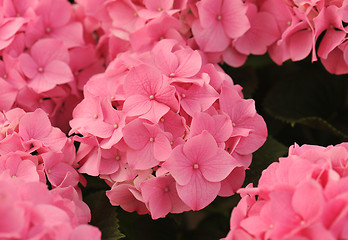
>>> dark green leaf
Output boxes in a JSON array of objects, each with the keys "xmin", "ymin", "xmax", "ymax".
[{"xmin": 84, "ymin": 191, "xmax": 125, "ymax": 240}]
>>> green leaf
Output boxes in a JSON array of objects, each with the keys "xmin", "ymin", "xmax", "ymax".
[
  {"xmin": 263, "ymin": 67, "xmax": 348, "ymax": 139},
  {"xmin": 84, "ymin": 191, "xmax": 125, "ymax": 240}
]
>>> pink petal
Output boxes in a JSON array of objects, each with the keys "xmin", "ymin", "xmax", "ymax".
[
  {"xmin": 221, "ymin": 0, "xmax": 250, "ymax": 39},
  {"xmin": 288, "ymin": 29, "xmax": 313, "ymax": 61},
  {"xmin": 183, "ymin": 131, "xmax": 218, "ymax": 165},
  {"xmin": 49, "ymin": 22, "xmax": 84, "ymax": 48},
  {"xmin": 192, "ymin": 20, "xmax": 230, "ymax": 52},
  {"xmin": 70, "ymin": 225, "xmax": 101, "ymax": 240},
  {"xmin": 153, "ymin": 133, "xmax": 172, "ymax": 161},
  {"xmin": 36, "ymin": 0, "xmax": 71, "ymax": 28},
  {"xmin": 219, "ymin": 167, "xmax": 245, "ymax": 197},
  {"xmin": 0, "ymin": 78, "xmax": 17, "ymax": 111},
  {"xmin": 162, "ymin": 145, "xmax": 193, "ymax": 185},
  {"xmin": 30, "ymin": 38, "xmax": 69, "ymax": 66},
  {"xmin": 123, "ymin": 119, "xmax": 150, "ymax": 150},
  {"xmin": 175, "ymin": 49, "xmax": 202, "ymax": 78},
  {"xmin": 197, "ymin": 0, "xmax": 222, "ymax": 28},
  {"xmin": 123, "ymin": 94, "xmax": 152, "ymax": 117},
  {"xmin": 18, "ymin": 53, "xmax": 38, "ymax": 79},
  {"xmin": 140, "ymin": 176, "xmax": 172, "ymax": 219},
  {"xmin": 234, "ymin": 11, "xmax": 279, "ymax": 55},
  {"xmin": 19, "ymin": 108, "xmax": 51, "ymax": 141},
  {"xmin": 127, "ymin": 144, "xmax": 159, "ymax": 170},
  {"xmin": 139, "ymin": 100, "xmax": 170, "ymax": 124},
  {"xmin": 292, "ymin": 180, "xmax": 324, "ymax": 221},
  {"xmin": 124, "ymin": 64, "xmax": 162, "ymax": 96},
  {"xmin": 176, "ymin": 171, "xmax": 220, "ymax": 211},
  {"xmin": 317, "ymin": 29, "xmax": 346, "ymax": 59}
]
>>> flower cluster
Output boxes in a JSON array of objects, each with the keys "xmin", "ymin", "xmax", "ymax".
[
  {"xmin": 223, "ymin": 143, "xmax": 348, "ymax": 240},
  {"xmin": 69, "ymin": 38, "xmax": 267, "ymax": 219},
  {"xmin": 189, "ymin": 0, "xmax": 348, "ymax": 74},
  {"xmin": 0, "ymin": 0, "xmax": 104, "ymax": 133},
  {"xmin": 0, "ymin": 173, "xmax": 100, "ymax": 239},
  {"xmin": 0, "ymin": 108, "xmax": 81, "ymax": 189}
]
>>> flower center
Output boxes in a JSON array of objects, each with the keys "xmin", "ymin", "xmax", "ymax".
[
  {"xmin": 193, "ymin": 164, "xmax": 199, "ymax": 169},
  {"xmin": 37, "ymin": 67, "xmax": 44, "ymax": 73},
  {"xmin": 217, "ymin": 15, "xmax": 222, "ymax": 21}
]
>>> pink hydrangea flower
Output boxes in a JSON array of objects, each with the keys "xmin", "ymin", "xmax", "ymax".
[
  {"xmin": 223, "ymin": 143, "xmax": 348, "ymax": 240},
  {"xmin": 0, "ymin": 173, "xmax": 101, "ymax": 240}
]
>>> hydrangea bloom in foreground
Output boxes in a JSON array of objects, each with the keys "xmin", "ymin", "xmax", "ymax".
[
  {"xmin": 0, "ymin": 173, "xmax": 101, "ymax": 240},
  {"xmin": 70, "ymin": 39, "xmax": 268, "ymax": 219},
  {"xmin": 223, "ymin": 143, "xmax": 348, "ymax": 240}
]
